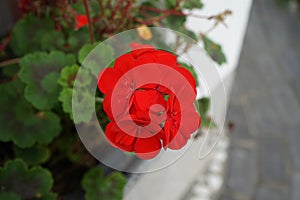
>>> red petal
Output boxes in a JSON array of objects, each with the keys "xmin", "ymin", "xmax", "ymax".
[
  {"xmin": 167, "ymin": 132, "xmax": 189, "ymax": 150},
  {"xmin": 105, "ymin": 122, "xmax": 135, "ymax": 152},
  {"xmin": 75, "ymin": 15, "xmax": 88, "ymax": 30},
  {"xmin": 134, "ymin": 135, "xmax": 162, "ymax": 159},
  {"xmin": 154, "ymin": 50, "xmax": 177, "ymax": 67},
  {"xmin": 133, "ymin": 90, "xmax": 166, "ymax": 111},
  {"xmin": 130, "ymin": 43, "xmax": 155, "ymax": 58},
  {"xmin": 180, "ymin": 110, "xmax": 201, "ymax": 135},
  {"xmin": 103, "ymin": 94, "xmax": 113, "ymax": 119},
  {"xmin": 98, "ymin": 68, "xmax": 122, "ymax": 94},
  {"xmin": 174, "ymin": 67, "xmax": 197, "ymax": 94},
  {"xmin": 114, "ymin": 53, "xmax": 136, "ymax": 73}
]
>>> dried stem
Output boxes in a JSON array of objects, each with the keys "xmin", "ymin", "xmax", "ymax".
[
  {"xmin": 98, "ymin": 0, "xmax": 105, "ymax": 18},
  {"xmin": 0, "ymin": 58, "xmax": 21, "ymax": 68},
  {"xmin": 83, "ymin": 0, "xmax": 95, "ymax": 44},
  {"xmin": 140, "ymin": 6, "xmax": 211, "ymax": 19}
]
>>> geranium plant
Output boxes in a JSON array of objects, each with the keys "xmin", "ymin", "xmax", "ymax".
[{"xmin": 0, "ymin": 0, "xmax": 229, "ymax": 199}]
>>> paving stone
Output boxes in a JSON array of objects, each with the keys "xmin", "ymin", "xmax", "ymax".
[
  {"xmin": 257, "ymin": 0, "xmax": 300, "ymax": 80},
  {"xmin": 259, "ymin": 139, "xmax": 288, "ymax": 183},
  {"xmin": 226, "ymin": 103, "xmax": 253, "ymax": 140},
  {"xmin": 244, "ymin": 93, "xmax": 282, "ymax": 136},
  {"xmin": 228, "ymin": 81, "xmax": 243, "ymax": 105},
  {"xmin": 226, "ymin": 147, "xmax": 256, "ymax": 196},
  {"xmin": 291, "ymin": 77, "xmax": 300, "ymax": 101},
  {"xmin": 218, "ymin": 193, "xmax": 234, "ymax": 200},
  {"xmin": 287, "ymin": 128, "xmax": 300, "ymax": 170},
  {"xmin": 271, "ymin": 86, "xmax": 300, "ymax": 126},
  {"xmin": 256, "ymin": 185, "xmax": 287, "ymax": 200},
  {"xmin": 218, "ymin": 0, "xmax": 300, "ymax": 199},
  {"xmin": 278, "ymin": 49, "xmax": 300, "ymax": 81},
  {"xmin": 291, "ymin": 172, "xmax": 300, "ymax": 200},
  {"xmin": 255, "ymin": 54, "xmax": 285, "ymax": 86},
  {"xmin": 235, "ymin": 53, "xmax": 266, "ymax": 94}
]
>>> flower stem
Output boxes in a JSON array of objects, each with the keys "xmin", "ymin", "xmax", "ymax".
[
  {"xmin": 83, "ymin": 0, "xmax": 95, "ymax": 44},
  {"xmin": 95, "ymin": 97, "xmax": 104, "ymax": 103},
  {"xmin": 0, "ymin": 58, "xmax": 21, "ymax": 68}
]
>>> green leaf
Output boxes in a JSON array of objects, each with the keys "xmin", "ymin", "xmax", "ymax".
[
  {"xmin": 165, "ymin": 14, "xmax": 186, "ymax": 30},
  {"xmin": 58, "ymin": 64, "xmax": 91, "ymax": 88},
  {"xmin": 198, "ymin": 97, "xmax": 210, "ymax": 116},
  {"xmin": 82, "ymin": 167, "xmax": 126, "ymax": 200},
  {"xmin": 78, "ymin": 43, "xmax": 100, "ymax": 64},
  {"xmin": 72, "ymin": 0, "xmax": 101, "ymax": 17},
  {"xmin": 197, "ymin": 97, "xmax": 217, "ymax": 129},
  {"xmin": 0, "ymin": 80, "xmax": 61, "ymax": 147},
  {"xmin": 201, "ymin": 117, "xmax": 217, "ymax": 129},
  {"xmin": 10, "ymin": 14, "xmax": 55, "ymax": 56},
  {"xmin": 0, "ymin": 159, "xmax": 56, "ymax": 199},
  {"xmin": 72, "ymin": 90, "xmax": 95, "ymax": 123},
  {"xmin": 14, "ymin": 145, "xmax": 50, "ymax": 165},
  {"xmin": 24, "ymin": 72, "xmax": 61, "ymax": 110},
  {"xmin": 41, "ymin": 192, "xmax": 58, "ymax": 200},
  {"xmin": 183, "ymin": 0, "xmax": 204, "ymax": 9},
  {"xmin": 2, "ymin": 64, "xmax": 20, "ymax": 78},
  {"xmin": 202, "ymin": 36, "xmax": 226, "ymax": 65},
  {"xmin": 67, "ymin": 29, "xmax": 90, "ymax": 53},
  {"xmin": 78, "ymin": 43, "xmax": 114, "ymax": 76},
  {"xmin": 179, "ymin": 62, "xmax": 199, "ymax": 86},
  {"xmin": 58, "ymin": 88, "xmax": 73, "ymax": 117},
  {"xmin": 180, "ymin": 29, "xmax": 198, "ymax": 41},
  {"xmin": 41, "ymin": 30, "xmax": 65, "ymax": 51},
  {"xmin": 58, "ymin": 64, "xmax": 93, "ymax": 120},
  {"xmin": 0, "ymin": 192, "xmax": 21, "ymax": 200},
  {"xmin": 19, "ymin": 51, "xmax": 76, "ymax": 110},
  {"xmin": 166, "ymin": 0, "xmax": 177, "ymax": 8}
]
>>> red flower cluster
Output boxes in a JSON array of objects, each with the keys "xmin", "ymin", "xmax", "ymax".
[
  {"xmin": 75, "ymin": 14, "xmax": 88, "ymax": 30},
  {"xmin": 98, "ymin": 43, "xmax": 200, "ymax": 159}
]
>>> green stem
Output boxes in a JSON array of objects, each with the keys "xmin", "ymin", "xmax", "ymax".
[{"xmin": 95, "ymin": 97, "xmax": 104, "ymax": 103}]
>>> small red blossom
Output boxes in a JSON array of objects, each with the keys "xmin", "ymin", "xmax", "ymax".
[
  {"xmin": 19, "ymin": 0, "xmax": 30, "ymax": 12},
  {"xmin": 75, "ymin": 14, "xmax": 88, "ymax": 30},
  {"xmin": 98, "ymin": 43, "xmax": 201, "ymax": 159}
]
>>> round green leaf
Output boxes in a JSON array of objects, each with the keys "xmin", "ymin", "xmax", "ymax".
[
  {"xmin": 19, "ymin": 51, "xmax": 76, "ymax": 110},
  {"xmin": 58, "ymin": 64, "xmax": 91, "ymax": 88},
  {"xmin": 58, "ymin": 88, "xmax": 73, "ymax": 117},
  {"xmin": 0, "ymin": 159, "xmax": 56, "ymax": 199},
  {"xmin": 10, "ymin": 14, "xmax": 55, "ymax": 56},
  {"xmin": 0, "ymin": 80, "xmax": 61, "ymax": 147},
  {"xmin": 0, "ymin": 191, "xmax": 21, "ymax": 200},
  {"xmin": 14, "ymin": 145, "xmax": 50, "ymax": 165},
  {"xmin": 82, "ymin": 167, "xmax": 126, "ymax": 200}
]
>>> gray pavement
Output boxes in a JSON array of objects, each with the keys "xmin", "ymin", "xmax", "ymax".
[{"xmin": 218, "ymin": 0, "xmax": 300, "ymax": 199}]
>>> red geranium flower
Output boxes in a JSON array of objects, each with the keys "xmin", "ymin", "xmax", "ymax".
[
  {"xmin": 163, "ymin": 94, "xmax": 201, "ymax": 149},
  {"xmin": 98, "ymin": 43, "xmax": 201, "ymax": 159},
  {"xmin": 75, "ymin": 14, "xmax": 88, "ymax": 30}
]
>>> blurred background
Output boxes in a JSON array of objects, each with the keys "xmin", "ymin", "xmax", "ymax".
[
  {"xmin": 0, "ymin": 0, "xmax": 299, "ymax": 200},
  {"xmin": 218, "ymin": 0, "xmax": 300, "ymax": 200}
]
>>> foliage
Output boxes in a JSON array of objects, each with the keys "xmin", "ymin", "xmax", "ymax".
[
  {"xmin": 203, "ymin": 36, "xmax": 227, "ymax": 65},
  {"xmin": 0, "ymin": 159, "xmax": 56, "ymax": 200},
  {"xmin": 19, "ymin": 51, "xmax": 75, "ymax": 110},
  {"xmin": 82, "ymin": 167, "xmax": 126, "ymax": 200},
  {"xmin": 198, "ymin": 97, "xmax": 217, "ymax": 128},
  {"xmin": 14, "ymin": 145, "xmax": 50, "ymax": 165},
  {"xmin": 0, "ymin": 80, "xmax": 61, "ymax": 148}
]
